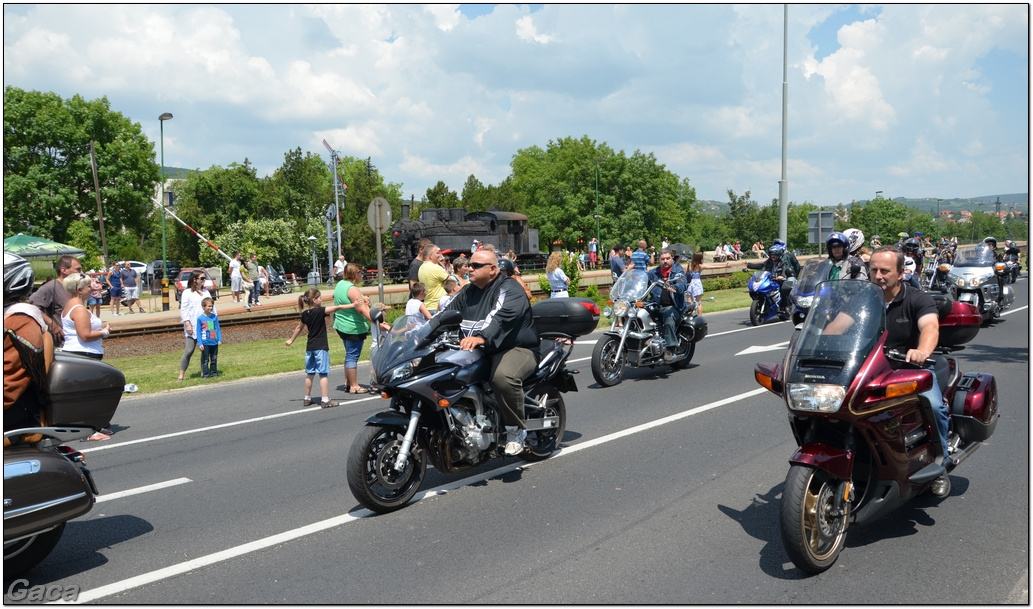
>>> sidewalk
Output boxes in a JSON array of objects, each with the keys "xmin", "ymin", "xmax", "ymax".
[{"xmin": 100, "ymin": 288, "xmax": 308, "ymax": 328}]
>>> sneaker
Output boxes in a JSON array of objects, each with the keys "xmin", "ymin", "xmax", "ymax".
[
  {"xmin": 302, "ymin": 398, "xmax": 314, "ymax": 407},
  {"xmin": 930, "ymin": 474, "xmax": 951, "ymax": 498},
  {"xmin": 504, "ymin": 426, "xmax": 527, "ymax": 456},
  {"xmin": 320, "ymin": 399, "xmax": 340, "ymax": 409},
  {"xmin": 662, "ymin": 349, "xmax": 676, "ymax": 362}
]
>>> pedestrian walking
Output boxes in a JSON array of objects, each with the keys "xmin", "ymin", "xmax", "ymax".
[
  {"xmin": 285, "ymin": 287, "xmax": 360, "ymax": 408},
  {"xmin": 196, "ymin": 297, "xmax": 222, "ymax": 379}
]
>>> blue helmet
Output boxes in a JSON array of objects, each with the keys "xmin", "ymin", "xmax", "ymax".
[
  {"xmin": 773, "ymin": 238, "xmax": 787, "ymax": 248},
  {"xmin": 826, "ymin": 231, "xmax": 849, "ymax": 249}
]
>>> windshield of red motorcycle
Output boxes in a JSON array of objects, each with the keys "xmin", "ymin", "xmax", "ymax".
[
  {"xmin": 371, "ymin": 313, "xmax": 438, "ymax": 376},
  {"xmin": 954, "ymin": 245, "xmax": 996, "ymax": 267},
  {"xmin": 611, "ymin": 269, "xmax": 650, "ymax": 301},
  {"xmin": 786, "ymin": 280, "xmax": 886, "ymax": 387}
]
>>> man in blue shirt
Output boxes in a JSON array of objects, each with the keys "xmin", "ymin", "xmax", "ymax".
[
  {"xmin": 609, "ymin": 243, "xmax": 626, "ymax": 279},
  {"xmin": 630, "ymin": 240, "xmax": 652, "ymax": 271}
]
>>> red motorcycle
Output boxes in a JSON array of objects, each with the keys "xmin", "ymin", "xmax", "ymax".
[{"xmin": 754, "ymin": 280, "xmax": 998, "ymax": 574}]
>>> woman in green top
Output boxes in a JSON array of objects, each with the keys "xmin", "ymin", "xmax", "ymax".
[{"xmin": 334, "ymin": 263, "xmax": 388, "ymax": 394}]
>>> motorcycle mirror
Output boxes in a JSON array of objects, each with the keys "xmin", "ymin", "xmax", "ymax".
[
  {"xmin": 370, "ymin": 307, "xmax": 385, "ymax": 324},
  {"xmin": 754, "ymin": 363, "xmax": 783, "ymax": 396}
]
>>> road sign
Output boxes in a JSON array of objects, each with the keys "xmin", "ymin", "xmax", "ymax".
[
  {"xmin": 325, "ymin": 204, "xmax": 337, "ymax": 221},
  {"xmin": 807, "ymin": 211, "xmax": 835, "ymax": 244},
  {"xmin": 367, "ymin": 197, "xmax": 392, "ymax": 233}
]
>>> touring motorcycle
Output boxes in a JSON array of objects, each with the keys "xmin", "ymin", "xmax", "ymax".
[
  {"xmin": 747, "ymin": 270, "xmax": 794, "ymax": 326},
  {"xmin": 5, "ymin": 352, "xmax": 123, "ymax": 575},
  {"xmin": 947, "ymin": 244, "xmax": 1014, "ymax": 324},
  {"xmin": 347, "ymin": 299, "xmax": 598, "ymax": 514},
  {"xmin": 754, "ymin": 280, "xmax": 998, "ymax": 574},
  {"xmin": 591, "ymin": 268, "xmax": 707, "ymax": 387},
  {"xmin": 787, "ymin": 259, "xmax": 830, "ymax": 326}
]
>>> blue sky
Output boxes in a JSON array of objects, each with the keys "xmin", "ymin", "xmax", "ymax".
[{"xmin": 3, "ymin": 4, "xmax": 1027, "ymax": 206}]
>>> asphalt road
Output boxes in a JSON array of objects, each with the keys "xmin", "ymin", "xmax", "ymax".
[{"xmin": 5, "ymin": 279, "xmax": 1028, "ymax": 604}]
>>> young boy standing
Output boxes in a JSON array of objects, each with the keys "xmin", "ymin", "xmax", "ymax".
[{"xmin": 196, "ymin": 297, "xmax": 222, "ymax": 378}]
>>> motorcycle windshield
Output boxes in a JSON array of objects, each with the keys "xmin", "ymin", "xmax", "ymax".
[
  {"xmin": 371, "ymin": 314, "xmax": 438, "ymax": 379},
  {"xmin": 751, "ymin": 270, "xmax": 770, "ymax": 284},
  {"xmin": 786, "ymin": 280, "xmax": 886, "ymax": 387},
  {"xmin": 792, "ymin": 259, "xmax": 832, "ymax": 297},
  {"xmin": 954, "ymin": 245, "xmax": 996, "ymax": 267},
  {"xmin": 611, "ymin": 268, "xmax": 651, "ymax": 301}
]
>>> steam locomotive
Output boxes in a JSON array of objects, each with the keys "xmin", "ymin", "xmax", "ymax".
[{"xmin": 386, "ymin": 203, "xmax": 542, "ymax": 274}]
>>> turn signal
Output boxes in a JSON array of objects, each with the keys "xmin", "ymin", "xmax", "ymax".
[
  {"xmin": 756, "ymin": 371, "xmax": 776, "ymax": 393},
  {"xmin": 885, "ymin": 381, "xmax": 918, "ymax": 398},
  {"xmin": 438, "ymin": 398, "xmax": 450, "ymax": 408}
]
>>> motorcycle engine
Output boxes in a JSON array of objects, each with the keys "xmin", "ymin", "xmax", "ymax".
[{"xmin": 448, "ymin": 403, "xmax": 497, "ymax": 454}]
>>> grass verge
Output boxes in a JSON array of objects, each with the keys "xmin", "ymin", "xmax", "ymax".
[{"xmin": 108, "ymin": 286, "xmax": 754, "ymax": 395}]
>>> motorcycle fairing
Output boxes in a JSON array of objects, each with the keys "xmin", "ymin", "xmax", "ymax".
[{"xmin": 788, "ymin": 442, "xmax": 854, "ymax": 480}]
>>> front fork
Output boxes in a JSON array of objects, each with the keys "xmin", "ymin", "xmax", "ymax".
[
  {"xmin": 392, "ymin": 408, "xmax": 422, "ymax": 472},
  {"xmin": 793, "ymin": 424, "xmax": 857, "ymax": 516}
]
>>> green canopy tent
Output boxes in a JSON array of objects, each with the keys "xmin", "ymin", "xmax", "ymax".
[{"xmin": 3, "ymin": 234, "xmax": 85, "ymax": 259}]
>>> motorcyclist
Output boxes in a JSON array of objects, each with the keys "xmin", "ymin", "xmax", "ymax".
[
  {"xmin": 901, "ymin": 237, "xmax": 924, "ymax": 288},
  {"xmin": 4, "ymin": 253, "xmax": 53, "ymax": 441},
  {"xmin": 982, "ymin": 237, "xmax": 1007, "ymax": 304},
  {"xmin": 772, "ymin": 238, "xmax": 800, "ymax": 277},
  {"xmin": 825, "ymin": 231, "xmax": 868, "ymax": 281},
  {"xmin": 646, "ymin": 249, "xmax": 688, "ymax": 362},
  {"xmin": 442, "ymin": 250, "xmax": 539, "ymax": 456},
  {"xmin": 746, "ymin": 245, "xmax": 796, "ymax": 304},
  {"xmin": 982, "ymin": 236, "xmax": 1002, "ymax": 261},
  {"xmin": 843, "ymin": 228, "xmax": 870, "ymax": 264}
]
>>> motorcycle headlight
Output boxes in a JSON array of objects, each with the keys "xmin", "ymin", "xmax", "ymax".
[
  {"xmin": 613, "ymin": 299, "xmax": 630, "ymax": 317},
  {"xmin": 796, "ymin": 295, "xmax": 813, "ymax": 309},
  {"xmin": 386, "ymin": 358, "xmax": 421, "ymax": 384},
  {"xmin": 786, "ymin": 383, "xmax": 845, "ymax": 413},
  {"xmin": 971, "ymin": 272, "xmax": 993, "ymax": 287}
]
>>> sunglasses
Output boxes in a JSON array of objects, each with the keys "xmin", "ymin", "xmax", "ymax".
[{"xmin": 468, "ymin": 261, "xmax": 495, "ymax": 270}]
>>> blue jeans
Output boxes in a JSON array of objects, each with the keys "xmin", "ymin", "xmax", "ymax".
[
  {"xmin": 660, "ymin": 306, "xmax": 680, "ymax": 347},
  {"xmin": 249, "ymin": 281, "xmax": 261, "ymax": 305},
  {"xmin": 200, "ymin": 344, "xmax": 219, "ymax": 377},
  {"xmin": 922, "ymin": 382, "xmax": 948, "ymax": 459}
]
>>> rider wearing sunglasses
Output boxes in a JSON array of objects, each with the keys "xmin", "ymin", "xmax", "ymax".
[{"xmin": 440, "ymin": 250, "xmax": 539, "ymax": 455}]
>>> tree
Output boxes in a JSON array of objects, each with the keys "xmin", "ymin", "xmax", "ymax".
[
  {"xmin": 424, "ymin": 181, "xmax": 461, "ymax": 208},
  {"xmin": 511, "ymin": 135, "xmax": 697, "ymax": 253},
  {"xmin": 4, "ymin": 87, "xmax": 159, "ymax": 244}
]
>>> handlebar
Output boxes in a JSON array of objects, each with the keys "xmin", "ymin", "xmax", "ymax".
[{"xmin": 884, "ymin": 347, "xmax": 936, "ymax": 368}]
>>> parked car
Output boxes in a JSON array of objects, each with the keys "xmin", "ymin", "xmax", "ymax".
[
  {"xmin": 174, "ymin": 268, "xmax": 219, "ymax": 302},
  {"xmin": 87, "ymin": 271, "xmax": 111, "ymax": 305},
  {"xmin": 151, "ymin": 259, "xmax": 182, "ymax": 282}
]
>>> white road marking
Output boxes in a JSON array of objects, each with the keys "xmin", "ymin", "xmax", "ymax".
[
  {"xmin": 1001, "ymin": 305, "xmax": 1028, "ymax": 316},
  {"xmin": 735, "ymin": 341, "xmax": 791, "ymax": 356},
  {"xmin": 64, "ymin": 387, "xmax": 767, "ymax": 604},
  {"xmin": 95, "ymin": 478, "xmax": 192, "ymax": 503}
]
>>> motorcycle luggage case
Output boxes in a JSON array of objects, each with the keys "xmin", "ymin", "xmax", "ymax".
[
  {"xmin": 532, "ymin": 298, "xmax": 600, "ymax": 338},
  {"xmin": 46, "ymin": 351, "xmax": 125, "ymax": 430},
  {"xmin": 932, "ymin": 295, "xmax": 981, "ymax": 348},
  {"xmin": 680, "ymin": 315, "xmax": 708, "ymax": 343},
  {"xmin": 949, "ymin": 372, "xmax": 998, "ymax": 442},
  {"xmin": 3, "ymin": 446, "xmax": 94, "ymax": 541}
]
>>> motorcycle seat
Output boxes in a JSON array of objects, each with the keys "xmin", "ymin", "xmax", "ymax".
[
  {"xmin": 928, "ymin": 292, "xmax": 954, "ymax": 320},
  {"xmin": 931, "ymin": 355, "xmax": 951, "ymax": 394}
]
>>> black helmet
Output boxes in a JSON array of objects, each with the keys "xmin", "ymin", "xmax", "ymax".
[
  {"xmin": 4, "ymin": 252, "xmax": 35, "ymax": 302},
  {"xmin": 903, "ymin": 237, "xmax": 921, "ymax": 254},
  {"xmin": 497, "ymin": 257, "xmax": 515, "ymax": 276},
  {"xmin": 983, "ymin": 236, "xmax": 997, "ymax": 248}
]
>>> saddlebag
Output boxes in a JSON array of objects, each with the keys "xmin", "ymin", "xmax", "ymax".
[
  {"xmin": 949, "ymin": 372, "xmax": 998, "ymax": 442},
  {"xmin": 932, "ymin": 294, "xmax": 981, "ymax": 348},
  {"xmin": 46, "ymin": 351, "xmax": 125, "ymax": 430},
  {"xmin": 532, "ymin": 298, "xmax": 600, "ymax": 338},
  {"xmin": 3, "ymin": 445, "xmax": 94, "ymax": 541},
  {"xmin": 679, "ymin": 315, "xmax": 708, "ymax": 343}
]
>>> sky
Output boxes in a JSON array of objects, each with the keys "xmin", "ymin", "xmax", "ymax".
[{"xmin": 3, "ymin": 4, "xmax": 1028, "ymax": 207}]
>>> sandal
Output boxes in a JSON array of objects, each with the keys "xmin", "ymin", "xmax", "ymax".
[
  {"xmin": 349, "ymin": 385, "xmax": 370, "ymax": 394},
  {"xmin": 84, "ymin": 432, "xmax": 111, "ymax": 442}
]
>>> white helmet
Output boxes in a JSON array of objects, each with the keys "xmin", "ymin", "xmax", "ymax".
[{"xmin": 843, "ymin": 228, "xmax": 865, "ymax": 254}]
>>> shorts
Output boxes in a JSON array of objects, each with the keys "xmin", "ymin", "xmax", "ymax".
[
  {"xmin": 589, "ymin": 252, "xmax": 597, "ymax": 264},
  {"xmin": 122, "ymin": 286, "xmax": 138, "ymax": 300},
  {"xmin": 109, "ymin": 287, "xmax": 122, "ymax": 298},
  {"xmin": 304, "ymin": 350, "xmax": 331, "ymax": 375},
  {"xmin": 231, "ymin": 275, "xmax": 242, "ymax": 291},
  {"xmin": 88, "ymin": 296, "xmax": 103, "ymax": 306}
]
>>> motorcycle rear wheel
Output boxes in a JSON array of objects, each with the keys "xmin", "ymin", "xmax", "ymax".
[
  {"xmin": 780, "ymin": 464, "xmax": 849, "ymax": 575},
  {"xmin": 347, "ymin": 425, "xmax": 427, "ymax": 514},
  {"xmin": 591, "ymin": 335, "xmax": 625, "ymax": 387},
  {"xmin": 669, "ymin": 340, "xmax": 696, "ymax": 369},
  {"xmin": 749, "ymin": 300, "xmax": 764, "ymax": 326},
  {"xmin": 282, "ymin": 283, "xmax": 293, "ymax": 294},
  {"xmin": 4, "ymin": 523, "xmax": 65, "ymax": 577},
  {"xmin": 519, "ymin": 386, "xmax": 566, "ymax": 462}
]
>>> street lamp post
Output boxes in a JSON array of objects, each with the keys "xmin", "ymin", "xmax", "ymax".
[
  {"xmin": 159, "ymin": 112, "xmax": 173, "ymax": 311},
  {"xmin": 594, "ymin": 158, "xmax": 603, "ymax": 268}
]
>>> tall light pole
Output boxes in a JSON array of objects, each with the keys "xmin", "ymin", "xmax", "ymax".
[
  {"xmin": 159, "ymin": 112, "xmax": 173, "ymax": 311},
  {"xmin": 778, "ymin": 3, "xmax": 789, "ymax": 243},
  {"xmin": 594, "ymin": 157, "xmax": 603, "ymax": 266}
]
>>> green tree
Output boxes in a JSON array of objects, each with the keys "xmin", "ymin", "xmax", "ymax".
[
  {"xmin": 170, "ymin": 161, "xmax": 265, "ymax": 264},
  {"xmin": 4, "ymin": 86, "xmax": 159, "ymax": 244},
  {"xmin": 425, "ymin": 181, "xmax": 461, "ymax": 208}
]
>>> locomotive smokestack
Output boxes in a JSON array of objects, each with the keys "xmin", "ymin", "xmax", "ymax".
[{"xmin": 402, "ymin": 195, "xmax": 412, "ymax": 221}]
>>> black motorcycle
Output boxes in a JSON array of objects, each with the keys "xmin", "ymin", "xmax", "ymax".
[
  {"xmin": 4, "ymin": 353, "xmax": 123, "ymax": 575},
  {"xmin": 1003, "ymin": 246, "xmax": 1021, "ymax": 284},
  {"xmin": 346, "ymin": 299, "xmax": 599, "ymax": 514},
  {"xmin": 264, "ymin": 264, "xmax": 294, "ymax": 295}
]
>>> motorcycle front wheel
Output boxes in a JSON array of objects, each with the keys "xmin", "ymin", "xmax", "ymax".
[
  {"xmin": 591, "ymin": 335, "xmax": 625, "ymax": 387},
  {"xmin": 780, "ymin": 464, "xmax": 849, "ymax": 575},
  {"xmin": 520, "ymin": 386, "xmax": 566, "ymax": 462},
  {"xmin": 4, "ymin": 523, "xmax": 65, "ymax": 576},
  {"xmin": 347, "ymin": 425, "xmax": 427, "ymax": 514},
  {"xmin": 749, "ymin": 300, "xmax": 765, "ymax": 326}
]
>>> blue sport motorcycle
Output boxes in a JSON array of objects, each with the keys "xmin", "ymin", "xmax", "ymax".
[{"xmin": 747, "ymin": 270, "xmax": 794, "ymax": 326}]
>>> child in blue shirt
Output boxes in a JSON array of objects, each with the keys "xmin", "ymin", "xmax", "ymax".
[{"xmin": 196, "ymin": 297, "xmax": 222, "ymax": 379}]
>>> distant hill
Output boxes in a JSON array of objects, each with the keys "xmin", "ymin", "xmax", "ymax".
[{"xmin": 697, "ymin": 193, "xmax": 1029, "ymax": 216}]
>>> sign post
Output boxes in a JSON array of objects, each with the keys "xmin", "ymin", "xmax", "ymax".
[{"xmin": 367, "ymin": 197, "xmax": 392, "ymax": 303}]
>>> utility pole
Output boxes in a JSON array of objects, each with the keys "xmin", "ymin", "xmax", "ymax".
[{"xmin": 777, "ymin": 3, "xmax": 789, "ymax": 243}]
